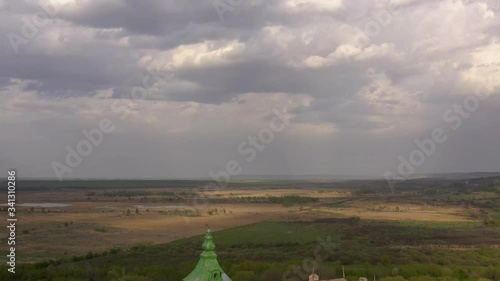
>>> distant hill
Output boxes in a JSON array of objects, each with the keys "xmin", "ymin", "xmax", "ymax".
[
  {"xmin": 231, "ymin": 174, "xmax": 379, "ymax": 180},
  {"xmin": 10, "ymin": 172, "xmax": 500, "ymax": 182},
  {"xmin": 232, "ymin": 172, "xmax": 500, "ymax": 181},
  {"xmin": 413, "ymin": 172, "xmax": 500, "ymax": 180}
]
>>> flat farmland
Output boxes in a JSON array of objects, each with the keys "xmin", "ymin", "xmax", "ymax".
[{"xmin": 1, "ymin": 180, "xmax": 490, "ymax": 263}]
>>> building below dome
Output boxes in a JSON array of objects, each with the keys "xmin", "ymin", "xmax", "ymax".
[{"xmin": 309, "ymin": 266, "xmax": 371, "ymax": 281}]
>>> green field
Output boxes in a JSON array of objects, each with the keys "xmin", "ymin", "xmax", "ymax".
[
  {"xmin": 1, "ymin": 177, "xmax": 498, "ymax": 280},
  {"xmin": 2, "ymin": 219, "xmax": 499, "ymax": 281}
]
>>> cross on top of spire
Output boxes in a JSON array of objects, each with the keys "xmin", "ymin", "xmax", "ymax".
[{"xmin": 202, "ymin": 229, "xmax": 216, "ymax": 252}]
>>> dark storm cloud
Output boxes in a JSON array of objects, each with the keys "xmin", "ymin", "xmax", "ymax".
[
  {"xmin": 1, "ymin": 0, "xmax": 499, "ymax": 179},
  {"xmin": 55, "ymin": 0, "xmax": 335, "ymax": 36},
  {"xmin": 58, "ymin": 0, "xmax": 219, "ymax": 35},
  {"xmin": 0, "ymin": 0, "xmax": 433, "ymax": 101},
  {"xmin": 0, "ymin": 52, "xmax": 137, "ymax": 95},
  {"xmin": 0, "ymin": 77, "xmax": 13, "ymax": 88},
  {"xmin": 168, "ymin": 59, "xmax": 368, "ymax": 103}
]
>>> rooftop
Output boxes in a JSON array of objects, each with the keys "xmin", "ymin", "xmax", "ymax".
[{"xmin": 183, "ymin": 229, "xmax": 232, "ymax": 281}]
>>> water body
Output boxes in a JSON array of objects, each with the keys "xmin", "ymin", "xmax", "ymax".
[
  {"xmin": 133, "ymin": 205, "xmax": 188, "ymax": 209},
  {"xmin": 0, "ymin": 203, "xmax": 71, "ymax": 208}
]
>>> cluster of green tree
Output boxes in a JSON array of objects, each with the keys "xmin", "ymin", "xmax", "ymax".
[
  {"xmin": 2, "ymin": 256, "xmax": 499, "ymax": 281},
  {"xmin": 7, "ymin": 176, "xmax": 499, "ymax": 192},
  {"xmin": 86, "ymin": 190, "xmax": 197, "ymax": 198},
  {"xmin": 158, "ymin": 209, "xmax": 201, "ymax": 217},
  {"xmin": 14, "ymin": 177, "xmax": 441, "ymax": 192},
  {"xmin": 87, "ymin": 190, "xmax": 153, "ymax": 197},
  {"xmin": 483, "ymin": 219, "xmax": 497, "ymax": 226},
  {"xmin": 212, "ymin": 195, "xmax": 319, "ymax": 206},
  {"xmin": 206, "ymin": 208, "xmax": 233, "ymax": 215},
  {"xmin": 2, "ymin": 220, "xmax": 499, "ymax": 281},
  {"xmin": 352, "ymin": 189, "xmax": 377, "ymax": 196}
]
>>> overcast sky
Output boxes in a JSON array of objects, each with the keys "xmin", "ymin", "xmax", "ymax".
[{"xmin": 0, "ymin": 0, "xmax": 499, "ymax": 180}]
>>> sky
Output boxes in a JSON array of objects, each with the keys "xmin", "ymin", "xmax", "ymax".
[{"xmin": 0, "ymin": 0, "xmax": 499, "ymax": 180}]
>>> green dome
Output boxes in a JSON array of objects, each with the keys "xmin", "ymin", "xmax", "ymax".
[{"xmin": 183, "ymin": 229, "xmax": 232, "ymax": 281}]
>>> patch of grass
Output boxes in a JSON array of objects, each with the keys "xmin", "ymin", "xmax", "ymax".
[
  {"xmin": 4, "ymin": 220, "xmax": 500, "ymax": 281},
  {"xmin": 94, "ymin": 226, "xmax": 108, "ymax": 233}
]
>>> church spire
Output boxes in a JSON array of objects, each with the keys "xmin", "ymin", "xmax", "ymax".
[
  {"xmin": 183, "ymin": 229, "xmax": 232, "ymax": 281},
  {"xmin": 201, "ymin": 229, "xmax": 217, "ymax": 259}
]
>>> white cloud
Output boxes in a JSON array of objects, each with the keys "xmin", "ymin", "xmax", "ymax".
[
  {"xmin": 301, "ymin": 43, "xmax": 400, "ymax": 68},
  {"xmin": 159, "ymin": 40, "xmax": 246, "ymax": 71},
  {"xmin": 1, "ymin": 0, "xmax": 500, "ymax": 178},
  {"xmin": 283, "ymin": 0, "xmax": 344, "ymax": 12},
  {"xmin": 461, "ymin": 40, "xmax": 500, "ymax": 93}
]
